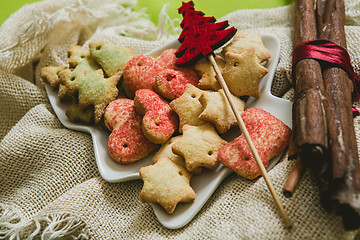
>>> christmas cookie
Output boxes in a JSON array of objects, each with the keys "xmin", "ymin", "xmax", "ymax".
[
  {"xmin": 89, "ymin": 40, "xmax": 134, "ymax": 77},
  {"xmin": 153, "ymin": 136, "xmax": 203, "ymax": 175},
  {"xmin": 134, "ymin": 89, "xmax": 179, "ymax": 144},
  {"xmin": 67, "ymin": 45, "xmax": 100, "ymax": 71},
  {"xmin": 123, "ymin": 55, "xmax": 162, "ymax": 94},
  {"xmin": 41, "ymin": 42, "xmax": 134, "ymax": 124},
  {"xmin": 41, "ymin": 66, "xmax": 67, "ymax": 90},
  {"xmin": 217, "ymin": 108, "xmax": 291, "ymax": 179},
  {"xmin": 58, "ymin": 68, "xmax": 120, "ymax": 124},
  {"xmin": 104, "ymin": 98, "xmax": 158, "ymax": 164},
  {"xmin": 222, "ymin": 50, "xmax": 268, "ymax": 98},
  {"xmin": 169, "ymin": 84, "xmax": 207, "ymax": 133},
  {"xmin": 154, "ymin": 68, "xmax": 198, "ymax": 100},
  {"xmin": 222, "ymin": 30, "xmax": 271, "ymax": 63},
  {"xmin": 65, "ymin": 103, "xmax": 94, "ymax": 124},
  {"xmin": 194, "ymin": 55, "xmax": 225, "ymax": 91},
  {"xmin": 153, "ymin": 136, "xmax": 185, "ymax": 167},
  {"xmin": 139, "ymin": 157, "xmax": 195, "ymax": 214},
  {"xmin": 199, "ymin": 89, "xmax": 245, "ymax": 134},
  {"xmin": 156, "ymin": 48, "xmax": 178, "ymax": 69},
  {"xmin": 172, "ymin": 123, "xmax": 227, "ymax": 172}
]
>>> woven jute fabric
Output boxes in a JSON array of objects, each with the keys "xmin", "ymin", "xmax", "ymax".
[{"xmin": 1, "ymin": 0, "xmax": 360, "ymax": 239}]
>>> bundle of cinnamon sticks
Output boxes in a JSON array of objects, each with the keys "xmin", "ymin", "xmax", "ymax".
[{"xmin": 284, "ymin": 0, "xmax": 360, "ymax": 230}]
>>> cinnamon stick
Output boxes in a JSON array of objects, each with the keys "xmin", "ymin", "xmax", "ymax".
[
  {"xmin": 283, "ymin": 157, "xmax": 306, "ymax": 198},
  {"xmin": 290, "ymin": 0, "xmax": 328, "ymax": 166},
  {"xmin": 316, "ymin": 0, "xmax": 360, "ymax": 230},
  {"xmin": 285, "ymin": 0, "xmax": 329, "ymax": 196}
]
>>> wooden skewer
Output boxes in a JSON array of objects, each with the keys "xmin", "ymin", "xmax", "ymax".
[{"xmin": 208, "ymin": 54, "xmax": 292, "ymax": 228}]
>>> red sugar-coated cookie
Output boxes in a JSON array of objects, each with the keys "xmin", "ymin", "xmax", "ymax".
[
  {"xmin": 104, "ymin": 98, "xmax": 158, "ymax": 164},
  {"xmin": 134, "ymin": 89, "xmax": 179, "ymax": 144},
  {"xmin": 123, "ymin": 55, "xmax": 162, "ymax": 93},
  {"xmin": 157, "ymin": 49, "xmax": 178, "ymax": 69},
  {"xmin": 154, "ymin": 68, "xmax": 199, "ymax": 100},
  {"xmin": 217, "ymin": 108, "xmax": 291, "ymax": 179}
]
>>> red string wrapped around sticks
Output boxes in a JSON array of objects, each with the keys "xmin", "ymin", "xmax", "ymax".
[{"xmin": 292, "ymin": 39, "xmax": 360, "ymax": 100}]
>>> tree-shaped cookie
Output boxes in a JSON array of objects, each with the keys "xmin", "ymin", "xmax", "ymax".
[
  {"xmin": 175, "ymin": 1, "xmax": 236, "ymax": 67},
  {"xmin": 59, "ymin": 68, "xmax": 120, "ymax": 124},
  {"xmin": 89, "ymin": 40, "xmax": 134, "ymax": 77}
]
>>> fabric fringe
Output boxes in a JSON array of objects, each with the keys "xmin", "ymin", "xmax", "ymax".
[
  {"xmin": 0, "ymin": 205, "xmax": 89, "ymax": 240},
  {"xmin": 1, "ymin": 0, "xmax": 179, "ymax": 53},
  {"xmin": 156, "ymin": 3, "xmax": 181, "ymax": 40}
]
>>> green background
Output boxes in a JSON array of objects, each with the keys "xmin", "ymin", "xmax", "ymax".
[{"xmin": 1, "ymin": 0, "xmax": 293, "ymax": 25}]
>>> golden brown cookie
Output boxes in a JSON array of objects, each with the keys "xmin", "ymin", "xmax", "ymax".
[
  {"xmin": 152, "ymin": 136, "xmax": 185, "ymax": 167},
  {"xmin": 222, "ymin": 30, "xmax": 271, "ymax": 63},
  {"xmin": 152, "ymin": 136, "xmax": 203, "ymax": 175},
  {"xmin": 65, "ymin": 103, "xmax": 94, "ymax": 124},
  {"xmin": 67, "ymin": 45, "xmax": 100, "ymax": 71},
  {"xmin": 194, "ymin": 55, "xmax": 225, "ymax": 91},
  {"xmin": 172, "ymin": 123, "xmax": 227, "ymax": 172},
  {"xmin": 222, "ymin": 50, "xmax": 268, "ymax": 98},
  {"xmin": 41, "ymin": 66, "xmax": 67, "ymax": 89},
  {"xmin": 139, "ymin": 157, "xmax": 195, "ymax": 214},
  {"xmin": 199, "ymin": 89, "xmax": 245, "ymax": 134},
  {"xmin": 169, "ymin": 84, "xmax": 208, "ymax": 133}
]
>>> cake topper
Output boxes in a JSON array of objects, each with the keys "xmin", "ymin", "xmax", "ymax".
[{"xmin": 175, "ymin": 1, "xmax": 236, "ymax": 67}]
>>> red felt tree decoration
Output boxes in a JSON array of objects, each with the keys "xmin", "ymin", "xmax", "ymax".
[{"xmin": 175, "ymin": 1, "xmax": 237, "ymax": 67}]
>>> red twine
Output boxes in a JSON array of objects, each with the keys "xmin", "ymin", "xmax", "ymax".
[{"xmin": 292, "ymin": 39, "xmax": 360, "ymax": 117}]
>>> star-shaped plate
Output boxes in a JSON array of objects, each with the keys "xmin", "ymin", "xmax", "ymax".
[{"xmin": 45, "ymin": 34, "xmax": 292, "ymax": 229}]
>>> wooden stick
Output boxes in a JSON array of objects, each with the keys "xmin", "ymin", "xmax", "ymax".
[
  {"xmin": 283, "ymin": 157, "xmax": 306, "ymax": 198},
  {"xmin": 208, "ymin": 54, "xmax": 292, "ymax": 228}
]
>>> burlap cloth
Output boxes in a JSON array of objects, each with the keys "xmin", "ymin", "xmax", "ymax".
[{"xmin": 1, "ymin": 0, "xmax": 360, "ymax": 239}]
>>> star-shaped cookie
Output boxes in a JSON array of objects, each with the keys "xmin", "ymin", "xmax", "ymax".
[
  {"xmin": 199, "ymin": 89, "xmax": 245, "ymax": 134},
  {"xmin": 139, "ymin": 157, "xmax": 195, "ymax": 214},
  {"xmin": 172, "ymin": 123, "xmax": 227, "ymax": 172},
  {"xmin": 222, "ymin": 50, "xmax": 268, "ymax": 98},
  {"xmin": 222, "ymin": 30, "xmax": 271, "ymax": 63},
  {"xmin": 169, "ymin": 84, "xmax": 208, "ymax": 133},
  {"xmin": 194, "ymin": 55, "xmax": 225, "ymax": 90},
  {"xmin": 153, "ymin": 136, "xmax": 202, "ymax": 175},
  {"xmin": 152, "ymin": 136, "xmax": 185, "ymax": 167}
]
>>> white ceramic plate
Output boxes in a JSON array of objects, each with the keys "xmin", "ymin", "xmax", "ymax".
[{"xmin": 45, "ymin": 34, "xmax": 292, "ymax": 229}]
